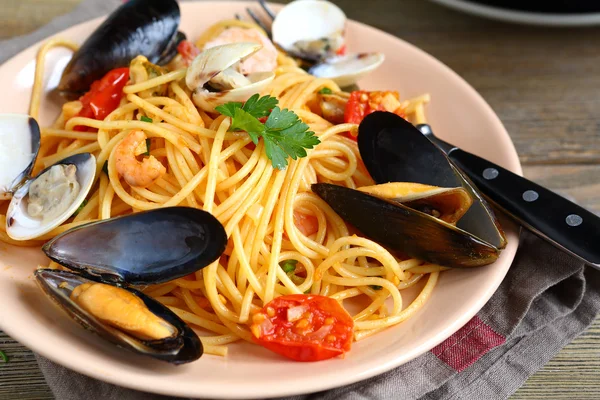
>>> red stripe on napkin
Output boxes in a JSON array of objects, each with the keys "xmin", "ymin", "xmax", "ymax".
[{"xmin": 432, "ymin": 316, "xmax": 505, "ymax": 372}]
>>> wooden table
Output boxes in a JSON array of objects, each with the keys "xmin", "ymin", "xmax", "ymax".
[{"xmin": 1, "ymin": 0, "xmax": 600, "ymax": 398}]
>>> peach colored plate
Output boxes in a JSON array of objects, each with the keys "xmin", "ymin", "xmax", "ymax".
[{"xmin": 0, "ymin": 2, "xmax": 521, "ymax": 398}]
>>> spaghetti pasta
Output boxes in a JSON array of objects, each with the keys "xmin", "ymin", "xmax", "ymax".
[{"xmin": 0, "ymin": 19, "xmax": 443, "ymax": 358}]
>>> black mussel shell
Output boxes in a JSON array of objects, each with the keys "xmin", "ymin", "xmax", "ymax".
[
  {"xmin": 312, "ymin": 183, "xmax": 499, "ymax": 268},
  {"xmin": 358, "ymin": 112, "xmax": 507, "ymax": 249},
  {"xmin": 43, "ymin": 207, "xmax": 227, "ymax": 286},
  {"xmin": 156, "ymin": 31, "xmax": 187, "ymax": 66},
  {"xmin": 35, "ymin": 269, "xmax": 202, "ymax": 364},
  {"xmin": 58, "ymin": 0, "xmax": 181, "ymax": 97}
]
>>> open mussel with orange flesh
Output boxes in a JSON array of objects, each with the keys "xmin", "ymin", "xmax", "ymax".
[
  {"xmin": 313, "ymin": 182, "xmax": 499, "ymax": 268},
  {"xmin": 312, "ymin": 112, "xmax": 506, "ymax": 268},
  {"xmin": 357, "ymin": 111, "xmax": 507, "ymax": 250},
  {"xmin": 58, "ymin": 0, "xmax": 184, "ymax": 98},
  {"xmin": 35, "ymin": 207, "xmax": 228, "ymax": 364}
]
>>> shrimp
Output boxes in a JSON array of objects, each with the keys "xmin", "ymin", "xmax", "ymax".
[
  {"xmin": 114, "ymin": 130, "xmax": 166, "ymax": 188},
  {"xmin": 202, "ymin": 27, "xmax": 278, "ymax": 74}
]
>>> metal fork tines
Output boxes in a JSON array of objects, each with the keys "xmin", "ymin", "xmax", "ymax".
[{"xmin": 243, "ymin": 0, "xmax": 277, "ymax": 39}]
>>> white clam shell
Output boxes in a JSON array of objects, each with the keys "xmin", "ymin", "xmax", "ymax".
[
  {"xmin": 192, "ymin": 71, "xmax": 275, "ymax": 111},
  {"xmin": 272, "ymin": 0, "xmax": 346, "ymax": 57},
  {"xmin": 6, "ymin": 153, "xmax": 96, "ymax": 241},
  {"xmin": 0, "ymin": 114, "xmax": 40, "ymax": 200},
  {"xmin": 309, "ymin": 52, "xmax": 385, "ymax": 88},
  {"xmin": 185, "ymin": 42, "xmax": 262, "ymax": 91}
]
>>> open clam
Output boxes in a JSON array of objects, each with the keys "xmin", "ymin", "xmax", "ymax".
[
  {"xmin": 0, "ymin": 114, "xmax": 96, "ymax": 241},
  {"xmin": 35, "ymin": 207, "xmax": 228, "ymax": 364},
  {"xmin": 271, "ymin": 0, "xmax": 347, "ymax": 62},
  {"xmin": 185, "ymin": 42, "xmax": 275, "ymax": 111},
  {"xmin": 58, "ymin": 0, "xmax": 184, "ymax": 98},
  {"xmin": 312, "ymin": 111, "xmax": 507, "ymax": 268},
  {"xmin": 271, "ymin": 0, "xmax": 384, "ymax": 87}
]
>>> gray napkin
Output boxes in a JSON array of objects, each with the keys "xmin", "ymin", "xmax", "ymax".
[{"xmin": 3, "ymin": 1, "xmax": 599, "ymax": 399}]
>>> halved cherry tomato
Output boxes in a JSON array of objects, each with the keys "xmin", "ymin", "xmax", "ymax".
[
  {"xmin": 74, "ymin": 67, "xmax": 129, "ymax": 131},
  {"xmin": 177, "ymin": 40, "xmax": 201, "ymax": 66},
  {"xmin": 343, "ymin": 90, "xmax": 406, "ymax": 139},
  {"xmin": 251, "ymin": 294, "xmax": 354, "ymax": 362}
]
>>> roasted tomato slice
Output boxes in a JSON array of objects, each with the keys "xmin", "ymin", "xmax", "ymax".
[
  {"xmin": 251, "ymin": 294, "xmax": 354, "ymax": 361},
  {"xmin": 344, "ymin": 90, "xmax": 406, "ymax": 139},
  {"xmin": 75, "ymin": 67, "xmax": 129, "ymax": 131}
]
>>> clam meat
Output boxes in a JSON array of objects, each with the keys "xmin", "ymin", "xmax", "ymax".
[{"xmin": 6, "ymin": 153, "xmax": 96, "ymax": 241}]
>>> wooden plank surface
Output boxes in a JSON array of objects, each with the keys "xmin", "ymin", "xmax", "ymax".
[{"xmin": 1, "ymin": 0, "xmax": 600, "ymax": 399}]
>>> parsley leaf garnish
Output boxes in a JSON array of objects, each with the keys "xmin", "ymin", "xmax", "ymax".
[
  {"xmin": 216, "ymin": 95, "xmax": 320, "ymax": 170},
  {"xmin": 140, "ymin": 115, "xmax": 153, "ymax": 123},
  {"xmin": 241, "ymin": 93, "xmax": 278, "ymax": 118}
]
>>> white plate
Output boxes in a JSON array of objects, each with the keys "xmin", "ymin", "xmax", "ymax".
[
  {"xmin": 0, "ymin": 2, "xmax": 521, "ymax": 398},
  {"xmin": 430, "ymin": 0, "xmax": 600, "ymax": 27}
]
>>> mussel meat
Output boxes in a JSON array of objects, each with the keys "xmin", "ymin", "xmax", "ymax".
[
  {"xmin": 185, "ymin": 43, "xmax": 275, "ymax": 111},
  {"xmin": 58, "ymin": 0, "xmax": 184, "ymax": 98},
  {"xmin": 35, "ymin": 207, "xmax": 228, "ymax": 364},
  {"xmin": 357, "ymin": 182, "xmax": 472, "ymax": 224},
  {"xmin": 357, "ymin": 111, "xmax": 507, "ymax": 249}
]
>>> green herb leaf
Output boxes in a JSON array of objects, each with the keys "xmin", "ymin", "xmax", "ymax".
[
  {"xmin": 318, "ymin": 87, "xmax": 333, "ymax": 95},
  {"xmin": 140, "ymin": 115, "xmax": 153, "ymax": 123},
  {"xmin": 279, "ymin": 259, "xmax": 298, "ymax": 274},
  {"xmin": 215, "ymin": 102, "xmax": 243, "ymax": 118},
  {"xmin": 143, "ymin": 138, "xmax": 151, "ymax": 156},
  {"xmin": 102, "ymin": 160, "xmax": 108, "ymax": 175},
  {"xmin": 242, "ymin": 93, "xmax": 278, "ymax": 118},
  {"xmin": 263, "ymin": 107, "xmax": 320, "ymax": 169},
  {"xmin": 0, "ymin": 350, "xmax": 8, "ymax": 363},
  {"xmin": 216, "ymin": 95, "xmax": 321, "ymax": 170},
  {"xmin": 73, "ymin": 200, "xmax": 88, "ymax": 217},
  {"xmin": 230, "ymin": 108, "xmax": 264, "ymax": 144},
  {"xmin": 370, "ymin": 285, "xmax": 383, "ymax": 290}
]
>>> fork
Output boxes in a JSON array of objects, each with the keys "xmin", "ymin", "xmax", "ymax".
[{"xmin": 235, "ymin": 0, "xmax": 277, "ymax": 39}]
